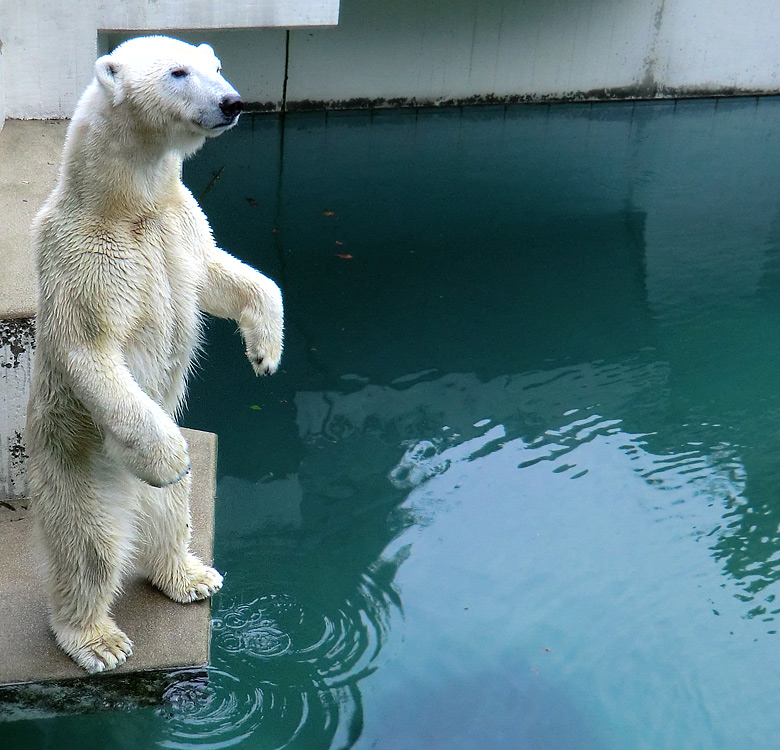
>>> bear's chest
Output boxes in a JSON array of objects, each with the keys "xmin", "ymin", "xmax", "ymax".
[{"xmin": 124, "ymin": 214, "xmax": 203, "ymax": 401}]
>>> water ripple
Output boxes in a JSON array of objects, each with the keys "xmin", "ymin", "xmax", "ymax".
[
  {"xmin": 156, "ymin": 561, "xmax": 401, "ymax": 748},
  {"xmin": 213, "ymin": 596, "xmax": 294, "ymax": 660},
  {"xmin": 213, "ymin": 582, "xmax": 392, "ymax": 689},
  {"xmin": 156, "ymin": 668, "xmax": 273, "ymax": 750}
]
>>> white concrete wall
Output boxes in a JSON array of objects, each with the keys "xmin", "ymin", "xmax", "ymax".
[
  {"xmin": 0, "ymin": 0, "xmax": 338, "ymax": 119},
  {"xmin": 281, "ymin": 0, "xmax": 780, "ymax": 108},
  {"xmin": 114, "ymin": 0, "xmax": 780, "ymax": 111},
  {"xmin": 4, "ymin": 0, "xmax": 780, "ymax": 118},
  {"xmin": 0, "ymin": 19, "xmax": 5, "ymax": 130},
  {"xmin": 2, "ymin": 1, "xmax": 98, "ymax": 119},
  {"xmin": 285, "ymin": 0, "xmax": 663, "ymax": 107},
  {"xmin": 105, "ymin": 0, "xmax": 780, "ymax": 110},
  {"xmin": 656, "ymin": 1, "xmax": 780, "ymax": 95}
]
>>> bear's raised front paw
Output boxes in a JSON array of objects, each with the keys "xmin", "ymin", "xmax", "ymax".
[
  {"xmin": 243, "ymin": 318, "xmax": 283, "ymax": 377},
  {"xmin": 153, "ymin": 554, "xmax": 224, "ymax": 603},
  {"xmin": 52, "ymin": 617, "xmax": 134, "ymax": 674},
  {"xmin": 246, "ymin": 344, "xmax": 281, "ymax": 376}
]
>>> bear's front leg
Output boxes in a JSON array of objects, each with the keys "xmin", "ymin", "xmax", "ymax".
[
  {"xmin": 200, "ymin": 245, "xmax": 284, "ymax": 375},
  {"xmin": 64, "ymin": 347, "xmax": 191, "ymax": 488}
]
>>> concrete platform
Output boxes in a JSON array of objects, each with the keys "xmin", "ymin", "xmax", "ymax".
[{"xmin": 0, "ymin": 428, "xmax": 218, "ymax": 686}]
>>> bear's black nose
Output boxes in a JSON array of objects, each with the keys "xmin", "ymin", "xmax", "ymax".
[{"xmin": 220, "ymin": 94, "xmax": 243, "ymax": 119}]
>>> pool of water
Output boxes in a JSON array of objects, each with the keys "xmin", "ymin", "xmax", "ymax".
[{"xmin": 9, "ymin": 97, "xmax": 780, "ymax": 748}]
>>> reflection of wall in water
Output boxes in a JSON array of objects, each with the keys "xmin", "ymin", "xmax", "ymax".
[
  {"xmin": 198, "ymin": 106, "xmax": 656, "ymax": 383},
  {"xmin": 183, "ymin": 101, "xmax": 780, "ymax": 627},
  {"xmin": 632, "ymin": 100, "xmax": 780, "ymax": 316}
]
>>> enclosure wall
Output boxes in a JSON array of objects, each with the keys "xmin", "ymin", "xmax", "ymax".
[{"xmin": 4, "ymin": 0, "xmax": 780, "ymax": 120}]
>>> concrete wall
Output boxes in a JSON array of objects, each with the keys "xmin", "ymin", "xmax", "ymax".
[
  {"xmin": 284, "ymin": 0, "xmax": 780, "ymax": 107},
  {"xmin": 4, "ymin": 0, "xmax": 780, "ymax": 119},
  {"xmin": 0, "ymin": 119, "xmax": 71, "ymax": 499},
  {"xmin": 109, "ymin": 0, "xmax": 780, "ymax": 113},
  {"xmin": 0, "ymin": 19, "xmax": 5, "ymax": 127},
  {"xmin": 0, "ymin": 0, "xmax": 338, "ymax": 120}
]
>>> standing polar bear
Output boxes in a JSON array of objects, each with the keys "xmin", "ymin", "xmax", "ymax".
[{"xmin": 26, "ymin": 36, "xmax": 284, "ymax": 673}]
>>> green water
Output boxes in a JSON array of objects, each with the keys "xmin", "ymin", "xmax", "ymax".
[{"xmin": 8, "ymin": 98, "xmax": 780, "ymax": 748}]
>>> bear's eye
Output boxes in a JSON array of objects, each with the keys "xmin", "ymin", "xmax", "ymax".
[{"xmin": 171, "ymin": 68, "xmax": 188, "ymax": 78}]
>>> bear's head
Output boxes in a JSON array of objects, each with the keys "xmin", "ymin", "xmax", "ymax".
[{"xmin": 93, "ymin": 36, "xmax": 243, "ymax": 152}]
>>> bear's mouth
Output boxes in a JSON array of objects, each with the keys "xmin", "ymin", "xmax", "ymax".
[
  {"xmin": 193, "ymin": 113, "xmax": 240, "ymax": 133},
  {"xmin": 213, "ymin": 114, "xmax": 240, "ymax": 129}
]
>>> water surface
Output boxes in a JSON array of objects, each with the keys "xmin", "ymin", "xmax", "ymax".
[{"xmin": 8, "ymin": 98, "xmax": 780, "ymax": 749}]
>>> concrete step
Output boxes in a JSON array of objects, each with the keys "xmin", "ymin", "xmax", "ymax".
[{"xmin": 0, "ymin": 427, "xmax": 217, "ymax": 686}]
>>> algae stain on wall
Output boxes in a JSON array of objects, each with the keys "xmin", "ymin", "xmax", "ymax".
[{"xmin": 0, "ymin": 318, "xmax": 34, "ymax": 500}]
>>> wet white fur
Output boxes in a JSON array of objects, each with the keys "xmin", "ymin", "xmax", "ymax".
[{"xmin": 26, "ymin": 36, "xmax": 283, "ymax": 674}]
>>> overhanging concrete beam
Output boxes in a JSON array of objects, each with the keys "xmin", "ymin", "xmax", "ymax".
[
  {"xmin": 2, "ymin": 0, "xmax": 339, "ymax": 119},
  {"xmin": 98, "ymin": 0, "xmax": 339, "ymax": 31}
]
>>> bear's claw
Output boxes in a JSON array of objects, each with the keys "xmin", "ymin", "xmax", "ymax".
[
  {"xmin": 52, "ymin": 617, "xmax": 134, "ymax": 674},
  {"xmin": 246, "ymin": 348, "xmax": 279, "ymax": 376},
  {"xmin": 152, "ymin": 554, "xmax": 224, "ymax": 604}
]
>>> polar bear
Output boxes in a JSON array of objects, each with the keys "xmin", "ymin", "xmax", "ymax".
[{"xmin": 26, "ymin": 36, "xmax": 284, "ymax": 673}]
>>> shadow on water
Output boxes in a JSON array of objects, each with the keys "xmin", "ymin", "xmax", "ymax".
[{"xmin": 12, "ymin": 98, "xmax": 780, "ymax": 748}]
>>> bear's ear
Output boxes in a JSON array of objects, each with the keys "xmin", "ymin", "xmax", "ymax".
[{"xmin": 95, "ymin": 55, "xmax": 125, "ymax": 105}]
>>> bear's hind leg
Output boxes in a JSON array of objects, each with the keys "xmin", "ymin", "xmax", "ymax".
[
  {"xmin": 30, "ymin": 457, "xmax": 135, "ymax": 673},
  {"xmin": 137, "ymin": 474, "xmax": 223, "ymax": 603}
]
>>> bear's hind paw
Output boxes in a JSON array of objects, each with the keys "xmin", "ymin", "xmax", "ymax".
[
  {"xmin": 52, "ymin": 618, "xmax": 134, "ymax": 674},
  {"xmin": 154, "ymin": 554, "xmax": 224, "ymax": 604}
]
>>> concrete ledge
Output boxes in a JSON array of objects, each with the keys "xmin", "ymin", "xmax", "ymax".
[
  {"xmin": 0, "ymin": 667, "xmax": 207, "ymax": 719},
  {"xmin": 0, "ymin": 427, "xmax": 217, "ymax": 686}
]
